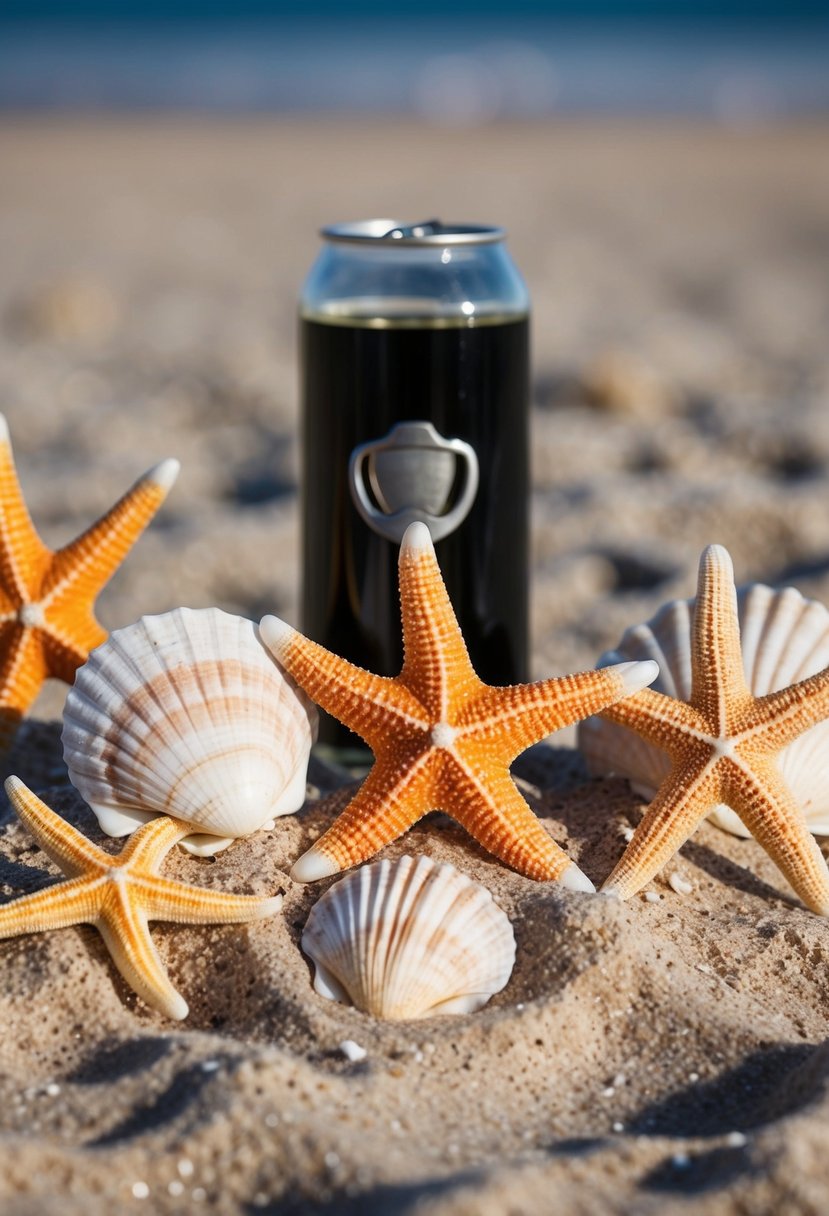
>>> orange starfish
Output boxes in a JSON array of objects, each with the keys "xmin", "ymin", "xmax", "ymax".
[
  {"xmin": 259, "ymin": 522, "xmax": 656, "ymax": 888},
  {"xmin": 0, "ymin": 777, "xmax": 282, "ymax": 1019},
  {"xmin": 0, "ymin": 414, "xmax": 178, "ymax": 751},
  {"xmin": 598, "ymin": 545, "xmax": 829, "ymax": 915}
]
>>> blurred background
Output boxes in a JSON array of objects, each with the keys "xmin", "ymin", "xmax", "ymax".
[
  {"xmin": 3, "ymin": 1, "xmax": 828, "ymax": 118},
  {"xmin": 1, "ymin": 0, "xmax": 828, "ymax": 721}
]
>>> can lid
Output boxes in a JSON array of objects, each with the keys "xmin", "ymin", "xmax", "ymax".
[{"xmin": 321, "ymin": 219, "xmax": 506, "ymax": 247}]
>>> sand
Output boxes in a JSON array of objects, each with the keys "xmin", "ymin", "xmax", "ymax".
[{"xmin": 0, "ymin": 116, "xmax": 828, "ymax": 1214}]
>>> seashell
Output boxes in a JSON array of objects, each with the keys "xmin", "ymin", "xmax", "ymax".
[
  {"xmin": 301, "ymin": 855, "xmax": 515, "ymax": 1019},
  {"xmin": 578, "ymin": 583, "xmax": 829, "ymax": 837},
  {"xmin": 62, "ymin": 607, "xmax": 318, "ymax": 856}
]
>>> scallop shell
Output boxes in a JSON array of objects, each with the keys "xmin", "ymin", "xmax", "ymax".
[
  {"xmin": 301, "ymin": 855, "xmax": 516, "ymax": 1019},
  {"xmin": 62, "ymin": 607, "xmax": 318, "ymax": 855},
  {"xmin": 578, "ymin": 583, "xmax": 829, "ymax": 837}
]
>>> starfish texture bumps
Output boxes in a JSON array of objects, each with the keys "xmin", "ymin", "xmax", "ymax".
[
  {"xmin": 598, "ymin": 544, "xmax": 829, "ymax": 915},
  {"xmin": 260, "ymin": 522, "xmax": 657, "ymax": 888},
  {"xmin": 0, "ymin": 777, "xmax": 282, "ymax": 1019},
  {"xmin": 0, "ymin": 413, "xmax": 179, "ymax": 752}
]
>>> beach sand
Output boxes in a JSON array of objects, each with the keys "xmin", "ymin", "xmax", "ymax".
[{"xmin": 0, "ymin": 116, "xmax": 828, "ymax": 1213}]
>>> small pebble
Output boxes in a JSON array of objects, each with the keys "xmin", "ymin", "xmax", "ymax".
[
  {"xmin": 672, "ymin": 1152, "xmax": 690, "ymax": 1168},
  {"xmin": 668, "ymin": 872, "xmax": 693, "ymax": 896},
  {"xmin": 168, "ymin": 1181, "xmax": 185, "ymax": 1197},
  {"xmin": 177, "ymin": 1159, "xmax": 195, "ymax": 1179},
  {"xmin": 612, "ymin": 1122, "xmax": 624, "ymax": 1133},
  {"xmin": 621, "ymin": 827, "xmax": 635, "ymax": 843},
  {"xmin": 726, "ymin": 1131, "xmax": 747, "ymax": 1148},
  {"xmin": 643, "ymin": 891, "xmax": 661, "ymax": 903},
  {"xmin": 689, "ymin": 1072, "xmax": 700, "ymax": 1083},
  {"xmin": 201, "ymin": 1059, "xmax": 220, "ymax": 1073},
  {"xmin": 339, "ymin": 1039, "xmax": 367, "ymax": 1063},
  {"xmin": 45, "ymin": 1083, "xmax": 61, "ymax": 1097},
  {"xmin": 131, "ymin": 1182, "xmax": 150, "ymax": 1200}
]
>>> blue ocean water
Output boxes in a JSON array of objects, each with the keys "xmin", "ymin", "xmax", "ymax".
[{"xmin": 1, "ymin": 16, "xmax": 827, "ymax": 117}]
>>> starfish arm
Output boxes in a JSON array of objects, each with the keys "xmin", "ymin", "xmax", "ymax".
[
  {"xmin": 601, "ymin": 752, "xmax": 721, "ymax": 899},
  {"xmin": 141, "ymin": 873, "xmax": 282, "ymax": 925},
  {"xmin": 0, "ymin": 415, "xmax": 51, "ymax": 603},
  {"xmin": 690, "ymin": 545, "xmax": 750, "ymax": 728},
  {"xmin": 599, "ymin": 685, "xmax": 706, "ymax": 749},
  {"xmin": 725, "ymin": 760, "xmax": 829, "ymax": 916},
  {"xmin": 397, "ymin": 524, "xmax": 481, "ymax": 717},
  {"xmin": 0, "ymin": 875, "xmax": 100, "ymax": 938},
  {"xmin": 39, "ymin": 624, "xmax": 106, "ymax": 686},
  {"xmin": 121, "ymin": 818, "xmax": 282, "ymax": 921},
  {"xmin": 39, "ymin": 458, "xmax": 180, "ymax": 636},
  {"xmin": 5, "ymin": 777, "xmax": 112, "ymax": 876},
  {"xmin": 0, "ymin": 625, "xmax": 48, "ymax": 752},
  {"xmin": 118, "ymin": 814, "xmax": 192, "ymax": 871},
  {"xmin": 97, "ymin": 901, "xmax": 189, "ymax": 1020},
  {"xmin": 744, "ymin": 667, "xmax": 829, "ymax": 751},
  {"xmin": 259, "ymin": 616, "xmax": 428, "ymax": 743},
  {"xmin": 443, "ymin": 752, "xmax": 593, "ymax": 887},
  {"xmin": 291, "ymin": 747, "xmax": 436, "ymax": 881},
  {"xmin": 461, "ymin": 660, "xmax": 658, "ymax": 758}
]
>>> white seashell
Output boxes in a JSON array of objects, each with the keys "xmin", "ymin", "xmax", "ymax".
[
  {"xmin": 578, "ymin": 583, "xmax": 829, "ymax": 837},
  {"xmin": 62, "ymin": 607, "xmax": 318, "ymax": 855},
  {"xmin": 301, "ymin": 855, "xmax": 515, "ymax": 1020}
]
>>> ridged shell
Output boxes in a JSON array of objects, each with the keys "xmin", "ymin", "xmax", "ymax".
[
  {"xmin": 301, "ymin": 855, "xmax": 516, "ymax": 1019},
  {"xmin": 62, "ymin": 607, "xmax": 318, "ymax": 855},
  {"xmin": 578, "ymin": 583, "xmax": 829, "ymax": 837}
]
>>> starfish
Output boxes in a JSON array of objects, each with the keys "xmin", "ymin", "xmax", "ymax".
[
  {"xmin": 259, "ymin": 522, "xmax": 656, "ymax": 888},
  {"xmin": 0, "ymin": 413, "xmax": 179, "ymax": 752},
  {"xmin": 598, "ymin": 544, "xmax": 829, "ymax": 915},
  {"xmin": 0, "ymin": 777, "xmax": 282, "ymax": 1019}
]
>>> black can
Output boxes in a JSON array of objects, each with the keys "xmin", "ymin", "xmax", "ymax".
[{"xmin": 299, "ymin": 219, "xmax": 530, "ymax": 749}]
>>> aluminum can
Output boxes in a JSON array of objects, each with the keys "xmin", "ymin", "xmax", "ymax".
[{"xmin": 299, "ymin": 219, "xmax": 530, "ymax": 747}]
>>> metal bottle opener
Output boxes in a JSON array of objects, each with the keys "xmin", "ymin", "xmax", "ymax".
[{"xmin": 348, "ymin": 420, "xmax": 479, "ymax": 544}]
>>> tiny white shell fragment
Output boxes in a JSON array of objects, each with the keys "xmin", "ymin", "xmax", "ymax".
[
  {"xmin": 302, "ymin": 855, "xmax": 516, "ymax": 1020},
  {"xmin": 338, "ymin": 1039, "xmax": 367, "ymax": 1062},
  {"xmin": 668, "ymin": 872, "xmax": 693, "ymax": 896},
  {"xmin": 578, "ymin": 583, "xmax": 829, "ymax": 837},
  {"xmin": 62, "ymin": 607, "xmax": 318, "ymax": 854}
]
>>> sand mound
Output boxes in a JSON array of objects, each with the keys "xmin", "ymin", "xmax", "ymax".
[{"xmin": 0, "ymin": 723, "xmax": 826, "ymax": 1214}]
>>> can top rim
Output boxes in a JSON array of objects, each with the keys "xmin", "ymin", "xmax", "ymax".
[{"xmin": 320, "ymin": 219, "xmax": 506, "ymax": 247}]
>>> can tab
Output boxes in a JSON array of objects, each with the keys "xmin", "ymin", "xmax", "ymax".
[
  {"xmin": 383, "ymin": 219, "xmax": 444, "ymax": 240},
  {"xmin": 348, "ymin": 421, "xmax": 479, "ymax": 544}
]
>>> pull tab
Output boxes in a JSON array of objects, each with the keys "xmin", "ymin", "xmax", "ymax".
[
  {"xmin": 348, "ymin": 420, "xmax": 479, "ymax": 544},
  {"xmin": 383, "ymin": 218, "xmax": 444, "ymax": 240}
]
